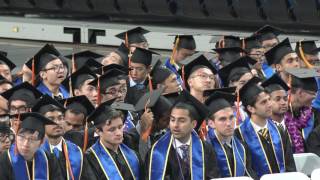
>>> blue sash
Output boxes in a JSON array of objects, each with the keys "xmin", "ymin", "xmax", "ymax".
[
  {"xmin": 37, "ymin": 82, "xmax": 69, "ymax": 99},
  {"xmin": 124, "ymin": 112, "xmax": 135, "ymax": 132},
  {"xmin": 261, "ymin": 62, "xmax": 274, "ymax": 79},
  {"xmin": 41, "ymin": 139, "xmax": 83, "ymax": 180},
  {"xmin": 90, "ymin": 141, "xmax": 140, "ymax": 180},
  {"xmin": 302, "ymin": 112, "xmax": 315, "ymax": 140},
  {"xmin": 8, "ymin": 144, "xmax": 49, "ymax": 180},
  {"xmin": 164, "ymin": 58, "xmax": 183, "ymax": 86},
  {"xmin": 207, "ymin": 128, "xmax": 245, "ymax": 177},
  {"xmin": 239, "ymin": 118, "xmax": 285, "ymax": 177},
  {"xmin": 149, "ymin": 130, "xmax": 204, "ymax": 180}
]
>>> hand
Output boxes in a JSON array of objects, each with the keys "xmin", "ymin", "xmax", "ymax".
[{"xmin": 140, "ymin": 108, "xmax": 154, "ymax": 133}]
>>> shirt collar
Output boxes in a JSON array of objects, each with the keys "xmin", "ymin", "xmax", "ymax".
[
  {"xmin": 129, "ymin": 77, "xmax": 145, "ymax": 87},
  {"xmin": 250, "ymin": 120, "xmax": 268, "ymax": 133},
  {"xmin": 50, "ymin": 139, "xmax": 63, "ymax": 151},
  {"xmin": 173, "ymin": 135, "xmax": 191, "ymax": 149}
]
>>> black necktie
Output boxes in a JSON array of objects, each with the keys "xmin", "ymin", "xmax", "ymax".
[{"xmin": 259, "ymin": 128, "xmax": 269, "ymax": 141}]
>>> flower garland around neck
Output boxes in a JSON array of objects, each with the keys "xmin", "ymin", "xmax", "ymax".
[{"xmin": 284, "ymin": 106, "xmax": 312, "ymax": 153}]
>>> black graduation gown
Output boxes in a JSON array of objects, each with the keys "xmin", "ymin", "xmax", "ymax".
[
  {"xmin": 306, "ymin": 124, "xmax": 320, "ymax": 156},
  {"xmin": 234, "ymin": 126, "xmax": 296, "ymax": 173},
  {"xmin": 0, "ymin": 150, "xmax": 63, "ymax": 180},
  {"xmin": 63, "ymin": 127, "xmax": 99, "ymax": 151},
  {"xmin": 85, "ymin": 146, "xmax": 145, "ymax": 180},
  {"xmin": 125, "ymin": 80, "xmax": 149, "ymax": 105},
  {"xmin": 145, "ymin": 141, "xmax": 221, "ymax": 180}
]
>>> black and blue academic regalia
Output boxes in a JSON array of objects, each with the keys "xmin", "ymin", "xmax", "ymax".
[{"xmin": 37, "ymin": 81, "xmax": 69, "ymax": 99}]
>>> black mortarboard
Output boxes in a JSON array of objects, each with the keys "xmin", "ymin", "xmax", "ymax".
[
  {"xmin": 286, "ymin": 68, "xmax": 319, "ymax": 92},
  {"xmin": 110, "ymin": 102, "xmax": 136, "ymax": 118},
  {"xmin": 87, "ymin": 100, "xmax": 114, "ymax": 126},
  {"xmin": 213, "ymin": 35, "xmax": 241, "ymax": 48},
  {"xmin": 115, "ymin": 43, "xmax": 130, "ymax": 66},
  {"xmin": 0, "ymin": 74, "xmax": 13, "ymax": 86},
  {"xmin": 150, "ymin": 65, "xmax": 174, "ymax": 87},
  {"xmin": 130, "ymin": 47, "xmax": 159, "ymax": 66},
  {"xmin": 163, "ymin": 91, "xmax": 181, "ymax": 104},
  {"xmin": 1, "ymin": 82, "xmax": 42, "ymax": 107},
  {"xmin": 203, "ymin": 86, "xmax": 236, "ymax": 97},
  {"xmin": 94, "ymin": 64, "xmax": 129, "ymax": 76},
  {"xmin": 115, "ymin": 27, "xmax": 149, "ymax": 44},
  {"xmin": 0, "ymin": 53, "xmax": 16, "ymax": 70},
  {"xmin": 261, "ymin": 74, "xmax": 290, "ymax": 93},
  {"xmin": 205, "ymin": 91, "xmax": 236, "ymax": 116},
  {"xmin": 25, "ymin": 44, "xmax": 66, "ymax": 76},
  {"xmin": 265, "ymin": 38, "xmax": 294, "ymax": 65},
  {"xmin": 254, "ymin": 25, "xmax": 282, "ymax": 41},
  {"xmin": 17, "ymin": 112, "xmax": 56, "ymax": 135},
  {"xmin": 171, "ymin": 34, "xmax": 197, "ymax": 50},
  {"xmin": 65, "ymin": 50, "xmax": 103, "ymax": 71},
  {"xmin": 60, "ymin": 95, "xmax": 95, "ymax": 117},
  {"xmin": 174, "ymin": 90, "xmax": 209, "ymax": 131},
  {"xmin": 295, "ymin": 40, "xmax": 320, "ymax": 56},
  {"xmin": 0, "ymin": 121, "xmax": 10, "ymax": 133},
  {"xmin": 62, "ymin": 66, "xmax": 97, "ymax": 94},
  {"xmin": 213, "ymin": 47, "xmax": 246, "ymax": 67},
  {"xmin": 32, "ymin": 94, "xmax": 65, "ymax": 115},
  {"xmin": 0, "ymin": 50, "xmax": 7, "ymax": 57},
  {"xmin": 218, "ymin": 56, "xmax": 254, "ymax": 87},
  {"xmin": 178, "ymin": 52, "xmax": 217, "ymax": 88},
  {"xmin": 239, "ymin": 77, "xmax": 265, "ymax": 106},
  {"xmin": 243, "ymin": 35, "xmax": 263, "ymax": 51}
]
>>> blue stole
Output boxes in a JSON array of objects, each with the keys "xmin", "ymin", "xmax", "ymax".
[
  {"xmin": 41, "ymin": 139, "xmax": 83, "ymax": 180},
  {"xmin": 8, "ymin": 144, "xmax": 49, "ymax": 180},
  {"xmin": 90, "ymin": 140, "xmax": 140, "ymax": 180},
  {"xmin": 207, "ymin": 128, "xmax": 245, "ymax": 177},
  {"xmin": 13, "ymin": 77, "xmax": 23, "ymax": 86},
  {"xmin": 302, "ymin": 113, "xmax": 315, "ymax": 140},
  {"xmin": 164, "ymin": 58, "xmax": 183, "ymax": 86},
  {"xmin": 37, "ymin": 82, "xmax": 69, "ymax": 99},
  {"xmin": 261, "ymin": 62, "xmax": 274, "ymax": 79},
  {"xmin": 312, "ymin": 77, "xmax": 320, "ymax": 110},
  {"xmin": 149, "ymin": 130, "xmax": 204, "ymax": 180},
  {"xmin": 239, "ymin": 118, "xmax": 285, "ymax": 177},
  {"xmin": 123, "ymin": 111, "xmax": 135, "ymax": 132}
]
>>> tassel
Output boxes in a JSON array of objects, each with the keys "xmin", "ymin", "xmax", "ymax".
[
  {"xmin": 170, "ymin": 36, "xmax": 180, "ymax": 65},
  {"xmin": 83, "ymin": 122, "xmax": 88, "ymax": 152},
  {"xmin": 182, "ymin": 65, "xmax": 186, "ymax": 87},
  {"xmin": 141, "ymin": 98, "xmax": 152, "ymax": 142},
  {"xmin": 241, "ymin": 38, "xmax": 245, "ymax": 56},
  {"xmin": 125, "ymin": 32, "xmax": 129, "ymax": 48},
  {"xmin": 71, "ymin": 53, "xmax": 76, "ymax": 73},
  {"xmin": 288, "ymin": 75, "xmax": 293, "ymax": 116},
  {"xmin": 148, "ymin": 74, "xmax": 153, "ymax": 92},
  {"xmin": 97, "ymin": 78, "xmax": 101, "ymax": 106},
  {"xmin": 198, "ymin": 121, "xmax": 208, "ymax": 141},
  {"xmin": 64, "ymin": 98, "xmax": 68, "ymax": 108},
  {"xmin": 14, "ymin": 114, "xmax": 21, "ymax": 155},
  {"xmin": 31, "ymin": 57, "xmax": 36, "ymax": 86},
  {"xmin": 63, "ymin": 141, "xmax": 75, "ymax": 180},
  {"xmin": 299, "ymin": 41, "xmax": 314, "ymax": 69},
  {"xmin": 235, "ymin": 91, "xmax": 241, "ymax": 126}
]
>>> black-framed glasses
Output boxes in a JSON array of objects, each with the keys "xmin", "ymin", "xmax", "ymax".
[{"xmin": 43, "ymin": 64, "xmax": 65, "ymax": 73}]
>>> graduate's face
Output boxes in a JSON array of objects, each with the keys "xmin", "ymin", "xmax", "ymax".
[
  {"xmin": 9, "ymin": 100, "xmax": 29, "ymax": 132},
  {"xmin": 188, "ymin": 68, "xmax": 216, "ymax": 92},
  {"xmin": 169, "ymin": 108, "xmax": 196, "ymax": 141},
  {"xmin": 129, "ymin": 62, "xmax": 149, "ymax": 83},
  {"xmin": 0, "ymin": 82, "xmax": 12, "ymax": 93},
  {"xmin": 16, "ymin": 130, "xmax": 42, "ymax": 161},
  {"xmin": 249, "ymin": 92, "xmax": 272, "ymax": 119},
  {"xmin": 276, "ymin": 53, "xmax": 300, "ymax": 73},
  {"xmin": 0, "ymin": 131, "xmax": 13, "ymax": 153},
  {"xmin": 262, "ymin": 38, "xmax": 279, "ymax": 51},
  {"xmin": 270, "ymin": 90, "xmax": 288, "ymax": 116},
  {"xmin": 229, "ymin": 72, "xmax": 253, "ymax": 91},
  {"xmin": 174, "ymin": 48, "xmax": 195, "ymax": 63},
  {"xmin": 101, "ymin": 52, "xmax": 123, "ymax": 66},
  {"xmin": 44, "ymin": 111, "xmax": 65, "ymax": 138},
  {"xmin": 41, "ymin": 59, "xmax": 66, "ymax": 85},
  {"xmin": 102, "ymin": 82, "xmax": 127, "ymax": 103},
  {"xmin": 64, "ymin": 110, "xmax": 85, "ymax": 132},
  {"xmin": 75, "ymin": 79, "xmax": 97, "ymax": 106},
  {"xmin": 249, "ymin": 48, "xmax": 265, "ymax": 67},
  {"xmin": 0, "ymin": 64, "xmax": 12, "ymax": 82},
  {"xmin": 98, "ymin": 117, "xmax": 124, "ymax": 147},
  {"xmin": 162, "ymin": 74, "xmax": 180, "ymax": 94},
  {"xmin": 209, "ymin": 107, "xmax": 235, "ymax": 138},
  {"xmin": 299, "ymin": 53, "xmax": 320, "ymax": 67},
  {"xmin": 294, "ymin": 88, "xmax": 316, "ymax": 107}
]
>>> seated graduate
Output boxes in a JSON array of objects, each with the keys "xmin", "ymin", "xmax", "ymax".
[
  {"xmin": 0, "ymin": 51, "xmax": 16, "ymax": 82},
  {"xmin": 146, "ymin": 90, "xmax": 220, "ymax": 180},
  {"xmin": 0, "ymin": 116, "xmax": 14, "ymax": 154},
  {"xmin": 205, "ymin": 90, "xmax": 258, "ymax": 179},
  {"xmin": 32, "ymin": 95, "xmax": 92, "ymax": 179},
  {"xmin": 0, "ymin": 112, "xmax": 63, "ymax": 180},
  {"xmin": 234, "ymin": 77, "xmax": 296, "ymax": 178},
  {"xmin": 24, "ymin": 44, "xmax": 69, "ymax": 100},
  {"xmin": 85, "ymin": 100, "xmax": 144, "ymax": 180}
]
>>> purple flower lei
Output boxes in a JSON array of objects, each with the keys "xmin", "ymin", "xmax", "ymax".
[{"xmin": 284, "ymin": 106, "xmax": 312, "ymax": 153}]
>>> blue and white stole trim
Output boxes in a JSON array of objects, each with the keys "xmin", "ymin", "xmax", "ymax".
[
  {"xmin": 239, "ymin": 118, "xmax": 285, "ymax": 177},
  {"xmin": 8, "ymin": 144, "xmax": 49, "ymax": 180},
  {"xmin": 41, "ymin": 139, "xmax": 83, "ymax": 180},
  {"xmin": 149, "ymin": 130, "xmax": 205, "ymax": 180},
  {"xmin": 302, "ymin": 112, "xmax": 315, "ymax": 140},
  {"xmin": 261, "ymin": 62, "xmax": 274, "ymax": 79},
  {"xmin": 90, "ymin": 140, "xmax": 140, "ymax": 180},
  {"xmin": 37, "ymin": 82, "xmax": 69, "ymax": 99},
  {"xmin": 124, "ymin": 111, "xmax": 135, "ymax": 132},
  {"xmin": 207, "ymin": 128, "xmax": 245, "ymax": 177}
]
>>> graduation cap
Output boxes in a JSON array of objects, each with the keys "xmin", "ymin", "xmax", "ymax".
[
  {"xmin": 203, "ymin": 86, "xmax": 236, "ymax": 97},
  {"xmin": 265, "ymin": 38, "xmax": 294, "ymax": 66},
  {"xmin": 174, "ymin": 90, "xmax": 210, "ymax": 131},
  {"xmin": 130, "ymin": 47, "xmax": 159, "ymax": 66},
  {"xmin": 62, "ymin": 66, "xmax": 97, "ymax": 95},
  {"xmin": 205, "ymin": 91, "xmax": 236, "ymax": 116},
  {"xmin": 163, "ymin": 91, "xmax": 181, "ymax": 104},
  {"xmin": 178, "ymin": 52, "xmax": 217, "ymax": 88},
  {"xmin": 169, "ymin": 34, "xmax": 197, "ymax": 50},
  {"xmin": 1, "ymin": 82, "xmax": 43, "ymax": 108},
  {"xmin": 60, "ymin": 95, "xmax": 94, "ymax": 117},
  {"xmin": 254, "ymin": 25, "xmax": 282, "ymax": 41},
  {"xmin": 261, "ymin": 74, "xmax": 290, "ymax": 93},
  {"xmin": 94, "ymin": 64, "xmax": 129, "ymax": 76},
  {"xmin": 87, "ymin": 100, "xmax": 115, "ymax": 126},
  {"xmin": 32, "ymin": 94, "xmax": 65, "ymax": 115},
  {"xmin": 242, "ymin": 35, "xmax": 262, "ymax": 51},
  {"xmin": 115, "ymin": 27, "xmax": 149, "ymax": 44},
  {"xmin": 65, "ymin": 50, "xmax": 103, "ymax": 71},
  {"xmin": 16, "ymin": 112, "xmax": 56, "ymax": 135},
  {"xmin": 0, "ymin": 50, "xmax": 7, "ymax": 57},
  {"xmin": 213, "ymin": 35, "xmax": 241, "ymax": 48},
  {"xmin": 286, "ymin": 68, "xmax": 319, "ymax": 92},
  {"xmin": 0, "ymin": 121, "xmax": 10, "ymax": 133},
  {"xmin": 218, "ymin": 56, "xmax": 255, "ymax": 87},
  {"xmin": 0, "ymin": 74, "xmax": 13, "ymax": 86},
  {"xmin": 239, "ymin": 76, "xmax": 265, "ymax": 106},
  {"xmin": 213, "ymin": 47, "xmax": 246, "ymax": 67},
  {"xmin": 150, "ymin": 65, "xmax": 174, "ymax": 88},
  {"xmin": 0, "ymin": 53, "xmax": 16, "ymax": 70},
  {"xmin": 295, "ymin": 40, "xmax": 320, "ymax": 56},
  {"xmin": 114, "ymin": 43, "xmax": 130, "ymax": 66}
]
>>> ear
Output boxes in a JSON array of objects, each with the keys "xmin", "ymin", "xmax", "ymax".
[
  {"xmin": 39, "ymin": 71, "xmax": 46, "ymax": 79},
  {"xmin": 247, "ymin": 105, "xmax": 255, "ymax": 114},
  {"xmin": 275, "ymin": 64, "xmax": 282, "ymax": 72},
  {"xmin": 74, "ymin": 89, "xmax": 81, "ymax": 96},
  {"xmin": 207, "ymin": 119, "xmax": 215, "ymax": 129},
  {"xmin": 192, "ymin": 119, "xmax": 197, "ymax": 129},
  {"xmin": 147, "ymin": 65, "xmax": 152, "ymax": 73}
]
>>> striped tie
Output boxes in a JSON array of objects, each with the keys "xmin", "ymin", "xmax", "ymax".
[{"xmin": 259, "ymin": 128, "xmax": 269, "ymax": 141}]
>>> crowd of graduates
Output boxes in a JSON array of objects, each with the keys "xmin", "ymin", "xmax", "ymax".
[{"xmin": 0, "ymin": 24, "xmax": 320, "ymax": 180}]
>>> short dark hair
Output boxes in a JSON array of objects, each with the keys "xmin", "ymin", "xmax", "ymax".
[
  {"xmin": 95, "ymin": 110, "xmax": 124, "ymax": 131},
  {"xmin": 171, "ymin": 102, "xmax": 199, "ymax": 121},
  {"xmin": 17, "ymin": 128, "xmax": 44, "ymax": 140}
]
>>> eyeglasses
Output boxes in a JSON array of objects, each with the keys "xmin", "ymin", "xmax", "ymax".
[
  {"xmin": 192, "ymin": 73, "xmax": 215, "ymax": 80},
  {"xmin": 10, "ymin": 106, "xmax": 28, "ymax": 114},
  {"xmin": 47, "ymin": 115, "xmax": 64, "ymax": 123},
  {"xmin": 105, "ymin": 86, "xmax": 127, "ymax": 96},
  {"xmin": 17, "ymin": 134, "xmax": 40, "ymax": 143},
  {"xmin": 43, "ymin": 64, "xmax": 65, "ymax": 73},
  {"xmin": 0, "ymin": 133, "xmax": 14, "ymax": 142}
]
